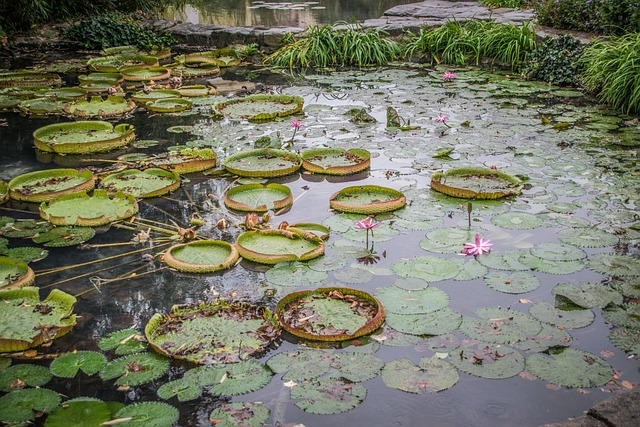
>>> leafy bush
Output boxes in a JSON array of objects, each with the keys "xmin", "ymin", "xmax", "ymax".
[
  {"xmin": 404, "ymin": 20, "xmax": 537, "ymax": 71},
  {"xmin": 480, "ymin": 0, "xmax": 529, "ymax": 8},
  {"xmin": 524, "ymin": 34, "xmax": 585, "ymax": 85},
  {"xmin": 263, "ymin": 23, "xmax": 400, "ymax": 68},
  {"xmin": 64, "ymin": 12, "xmax": 176, "ymax": 50},
  {"xmin": 533, "ymin": 0, "xmax": 640, "ymax": 34},
  {"xmin": 579, "ymin": 32, "xmax": 640, "ymax": 114}
]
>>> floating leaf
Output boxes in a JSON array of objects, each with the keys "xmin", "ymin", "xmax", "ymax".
[
  {"xmin": 113, "ymin": 401, "xmax": 179, "ymax": 427},
  {"xmin": 602, "ymin": 304, "xmax": 640, "ymax": 330},
  {"xmin": 452, "ymin": 258, "xmax": 488, "ymax": 281},
  {"xmin": 329, "ymin": 185, "xmax": 406, "ymax": 214},
  {"xmin": 460, "ymin": 307, "xmax": 542, "ymax": 344},
  {"xmin": 525, "ymin": 348, "xmax": 613, "ymax": 388},
  {"xmin": 512, "ymin": 323, "xmax": 573, "ymax": 352},
  {"xmin": 491, "ymin": 212, "xmax": 543, "ymax": 229},
  {"xmin": 32, "ymin": 226, "xmax": 95, "ymax": 247},
  {"xmin": 39, "ymin": 190, "xmax": 138, "ymax": 227},
  {"xmin": 207, "ymin": 360, "xmax": 273, "ymax": 396},
  {"xmin": 213, "ymin": 94, "xmax": 304, "ymax": 121},
  {"xmin": 208, "ymin": 401, "xmax": 271, "ymax": 427},
  {"xmin": 267, "ymin": 349, "xmax": 332, "ymax": 382},
  {"xmin": 44, "ymin": 398, "xmax": 113, "ymax": 427},
  {"xmin": 327, "ymin": 352, "xmax": 384, "ymax": 382},
  {"xmin": 521, "ymin": 255, "xmax": 584, "ymax": 275},
  {"xmin": 0, "ymin": 364, "xmax": 51, "ymax": 392},
  {"xmin": 530, "ymin": 242, "xmax": 587, "ymax": 261},
  {"xmin": 266, "ymin": 261, "xmax": 328, "ymax": 287},
  {"xmin": 1, "ymin": 219, "xmax": 53, "ymax": 238},
  {"xmin": 552, "ymin": 282, "xmax": 623, "ymax": 309},
  {"xmin": 224, "ymin": 148, "xmax": 301, "ymax": 178},
  {"xmin": 608, "ymin": 327, "xmax": 640, "ymax": 356},
  {"xmin": 0, "ymin": 388, "xmax": 60, "ymax": 422},
  {"xmin": 449, "ymin": 341, "xmax": 524, "ymax": 379},
  {"xmin": 430, "ymin": 167, "xmax": 523, "ymax": 199},
  {"xmin": 3, "ymin": 247, "xmax": 48, "ymax": 264},
  {"xmin": 157, "ymin": 378, "xmax": 203, "ymax": 401},
  {"xmin": 224, "ymin": 183, "xmax": 293, "ymax": 212},
  {"xmin": 99, "ymin": 353, "xmax": 169, "ymax": 386},
  {"xmin": 375, "ymin": 285, "xmax": 449, "ymax": 315},
  {"xmin": 98, "ymin": 328, "xmax": 147, "ymax": 355},
  {"xmin": 49, "ymin": 351, "xmax": 107, "ymax": 378},
  {"xmin": 393, "ymin": 277, "xmax": 430, "ymax": 291},
  {"xmin": 557, "ymin": 227, "xmax": 619, "ymax": 248},
  {"xmin": 382, "ymin": 357, "xmax": 458, "ymax": 393},
  {"xmin": 385, "ymin": 308, "xmax": 462, "ymax": 336},
  {"xmin": 529, "ymin": 301, "xmax": 595, "ymax": 329},
  {"xmin": 333, "ymin": 267, "xmax": 373, "ymax": 284},
  {"xmin": 236, "ymin": 228, "xmax": 324, "ymax": 264},
  {"xmin": 101, "ymin": 168, "xmax": 180, "ymax": 199},
  {"xmin": 163, "ymin": 240, "xmax": 238, "ymax": 274},
  {"xmin": 291, "ymin": 377, "xmax": 367, "ymax": 414},
  {"xmin": 390, "ymin": 256, "xmax": 461, "ymax": 282},
  {"xmin": 484, "ymin": 271, "xmax": 540, "ymax": 294},
  {"xmin": 587, "ymin": 253, "xmax": 640, "ymax": 278}
]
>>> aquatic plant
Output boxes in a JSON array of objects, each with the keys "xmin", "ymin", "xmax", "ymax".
[
  {"xmin": 461, "ymin": 234, "xmax": 493, "ymax": 256},
  {"xmin": 356, "ymin": 217, "xmax": 380, "ymax": 250}
]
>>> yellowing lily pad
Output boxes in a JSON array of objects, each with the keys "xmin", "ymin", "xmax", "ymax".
[
  {"xmin": 34, "ymin": 121, "xmax": 135, "ymax": 154},
  {"xmin": 301, "ymin": 148, "xmax": 371, "ymax": 175},
  {"xmin": 100, "ymin": 168, "xmax": 180, "ymax": 198},
  {"xmin": 330, "ymin": 185, "xmax": 406, "ymax": 214},
  {"xmin": 430, "ymin": 167, "xmax": 523, "ymax": 199}
]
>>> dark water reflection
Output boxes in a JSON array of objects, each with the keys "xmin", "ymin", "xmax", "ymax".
[{"xmin": 165, "ymin": 0, "xmax": 419, "ymax": 27}]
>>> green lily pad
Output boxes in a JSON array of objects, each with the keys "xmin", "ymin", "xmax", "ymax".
[
  {"xmin": 381, "ymin": 357, "xmax": 458, "ymax": 393},
  {"xmin": 0, "ymin": 388, "xmax": 60, "ymax": 423},
  {"xmin": 98, "ymin": 328, "xmax": 148, "ymax": 355},
  {"xmin": 459, "ymin": 307, "xmax": 543, "ymax": 345},
  {"xmin": 3, "ymin": 246, "xmax": 48, "ymax": 264},
  {"xmin": 430, "ymin": 167, "xmax": 523, "ymax": 199},
  {"xmin": 587, "ymin": 253, "xmax": 640, "ymax": 278},
  {"xmin": 512, "ymin": 323, "xmax": 573, "ymax": 353},
  {"xmin": 0, "ymin": 70, "xmax": 61, "ymax": 88},
  {"xmin": 236, "ymin": 228, "xmax": 324, "ymax": 264},
  {"xmin": 1, "ymin": 219, "xmax": 52, "ymax": 238},
  {"xmin": 266, "ymin": 261, "xmax": 328, "ymax": 287},
  {"xmin": 484, "ymin": 271, "xmax": 541, "ymax": 294},
  {"xmin": 521, "ymin": 255, "xmax": 585, "ymax": 275},
  {"xmin": 163, "ymin": 240, "xmax": 238, "ymax": 273},
  {"xmin": 34, "ymin": 87, "xmax": 88, "ymax": 101},
  {"xmin": 390, "ymin": 256, "xmax": 462, "ymax": 282},
  {"xmin": 491, "ymin": 212, "xmax": 543, "ymax": 229},
  {"xmin": 39, "ymin": 190, "xmax": 138, "ymax": 227},
  {"xmin": 31, "ymin": 226, "xmax": 96, "ymax": 247},
  {"xmin": 113, "ymin": 401, "xmax": 179, "ymax": 427},
  {"xmin": 44, "ymin": 398, "xmax": 113, "ymax": 427},
  {"xmin": 267, "ymin": 349, "xmax": 333, "ymax": 381},
  {"xmin": 207, "ymin": 360, "xmax": 273, "ymax": 396},
  {"xmin": 552, "ymin": 282, "xmax": 623, "ymax": 309},
  {"xmin": 146, "ymin": 97, "xmax": 193, "ymax": 113},
  {"xmin": 213, "ymin": 94, "xmax": 304, "ymax": 121},
  {"xmin": 145, "ymin": 300, "xmax": 279, "ymax": 364},
  {"xmin": 49, "ymin": 351, "xmax": 107, "ymax": 378},
  {"xmin": 120, "ymin": 66, "xmax": 170, "ymax": 82},
  {"xmin": 608, "ymin": 327, "xmax": 640, "ymax": 356},
  {"xmin": 602, "ymin": 304, "xmax": 640, "ymax": 329},
  {"xmin": 33, "ymin": 121, "xmax": 135, "ymax": 154},
  {"xmin": 99, "ymin": 352, "xmax": 169, "ymax": 386},
  {"xmin": 300, "ymin": 148, "xmax": 371, "ymax": 175},
  {"xmin": 65, "ymin": 95, "xmax": 136, "ymax": 118},
  {"xmin": 0, "ymin": 364, "xmax": 51, "ymax": 392},
  {"xmin": 529, "ymin": 301, "xmax": 595, "ymax": 329},
  {"xmin": 419, "ymin": 227, "xmax": 475, "ymax": 254},
  {"xmin": 149, "ymin": 147, "xmax": 217, "ymax": 174},
  {"xmin": 330, "ymin": 185, "xmax": 406, "ymax": 214},
  {"xmin": 131, "ymin": 88, "xmax": 180, "ymax": 103},
  {"xmin": 375, "ymin": 285, "xmax": 449, "ymax": 314},
  {"xmin": 87, "ymin": 54, "xmax": 158, "ymax": 72},
  {"xmin": 530, "ymin": 242, "xmax": 587, "ymax": 261},
  {"xmin": 101, "ymin": 168, "xmax": 180, "ymax": 198},
  {"xmin": 224, "ymin": 148, "xmax": 301, "ymax": 178},
  {"xmin": 224, "ymin": 183, "xmax": 293, "ymax": 212},
  {"xmin": 0, "ymin": 256, "xmax": 35, "ymax": 289},
  {"xmin": 525, "ymin": 348, "xmax": 613, "ymax": 388},
  {"xmin": 327, "ymin": 351, "xmax": 384, "ymax": 382},
  {"xmin": 449, "ymin": 341, "xmax": 524, "ymax": 379},
  {"xmin": 385, "ymin": 308, "xmax": 462, "ymax": 336},
  {"xmin": 290, "ymin": 376, "xmax": 367, "ymax": 415},
  {"xmin": 157, "ymin": 377, "xmax": 203, "ymax": 401},
  {"xmin": 209, "ymin": 402, "xmax": 271, "ymax": 427},
  {"xmin": 18, "ymin": 97, "xmax": 67, "ymax": 115}
]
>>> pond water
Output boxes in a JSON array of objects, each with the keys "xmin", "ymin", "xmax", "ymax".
[
  {"xmin": 0, "ymin": 59, "xmax": 639, "ymax": 427},
  {"xmin": 164, "ymin": 0, "xmax": 418, "ymax": 28}
]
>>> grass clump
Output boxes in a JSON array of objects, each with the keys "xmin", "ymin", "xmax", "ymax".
[
  {"xmin": 578, "ymin": 32, "xmax": 640, "ymax": 114},
  {"xmin": 263, "ymin": 23, "xmax": 400, "ymax": 68},
  {"xmin": 480, "ymin": 0, "xmax": 530, "ymax": 8}
]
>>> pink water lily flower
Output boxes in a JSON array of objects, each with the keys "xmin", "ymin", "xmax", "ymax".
[
  {"xmin": 435, "ymin": 113, "xmax": 448, "ymax": 123},
  {"xmin": 442, "ymin": 71, "xmax": 457, "ymax": 81},
  {"xmin": 290, "ymin": 119, "xmax": 303, "ymax": 129},
  {"xmin": 356, "ymin": 217, "xmax": 381, "ymax": 230},
  {"xmin": 462, "ymin": 234, "xmax": 493, "ymax": 256}
]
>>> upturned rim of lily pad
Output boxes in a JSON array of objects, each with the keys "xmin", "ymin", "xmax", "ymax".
[
  {"xmin": 8, "ymin": 168, "xmax": 95, "ymax": 203},
  {"xmin": 430, "ymin": 167, "xmax": 523, "ymax": 199},
  {"xmin": 236, "ymin": 227, "xmax": 325, "ymax": 264},
  {"xmin": 275, "ymin": 287, "xmax": 386, "ymax": 342},
  {"xmin": 329, "ymin": 185, "xmax": 406, "ymax": 214},
  {"xmin": 213, "ymin": 94, "xmax": 304, "ymax": 122},
  {"xmin": 100, "ymin": 168, "xmax": 181, "ymax": 198},
  {"xmin": 224, "ymin": 183, "xmax": 293, "ymax": 213},
  {"xmin": 33, "ymin": 121, "xmax": 135, "ymax": 154},
  {"xmin": 177, "ymin": 85, "xmax": 215, "ymax": 97},
  {"xmin": 224, "ymin": 148, "xmax": 302, "ymax": 178},
  {"xmin": 301, "ymin": 148, "xmax": 371, "ymax": 175},
  {"xmin": 119, "ymin": 66, "xmax": 171, "ymax": 82},
  {"xmin": 0, "ymin": 181, "xmax": 7, "ymax": 204},
  {"xmin": 163, "ymin": 240, "xmax": 239, "ymax": 273},
  {"xmin": 168, "ymin": 63, "xmax": 220, "ymax": 77},
  {"xmin": 0, "ymin": 256, "xmax": 35, "ymax": 290},
  {"xmin": 130, "ymin": 88, "xmax": 181, "ymax": 104},
  {"xmin": 87, "ymin": 54, "xmax": 159, "ymax": 72},
  {"xmin": 64, "ymin": 95, "xmax": 137, "ymax": 118},
  {"xmin": 0, "ymin": 70, "xmax": 62, "ymax": 88},
  {"xmin": 151, "ymin": 147, "xmax": 217, "ymax": 174},
  {"xmin": 145, "ymin": 97, "xmax": 192, "ymax": 113}
]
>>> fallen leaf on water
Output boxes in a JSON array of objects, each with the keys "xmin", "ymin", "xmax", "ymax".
[
  {"xmin": 576, "ymin": 388, "xmax": 590, "ymax": 394},
  {"xmin": 622, "ymin": 381, "xmax": 633, "ymax": 390},
  {"xmin": 600, "ymin": 349, "xmax": 615, "ymax": 359},
  {"xmin": 283, "ymin": 380, "xmax": 298, "ymax": 388},
  {"xmin": 518, "ymin": 299, "xmax": 532, "ymax": 304},
  {"xmin": 546, "ymin": 384, "xmax": 561, "ymax": 391},
  {"xmin": 519, "ymin": 371, "xmax": 536, "ymax": 381}
]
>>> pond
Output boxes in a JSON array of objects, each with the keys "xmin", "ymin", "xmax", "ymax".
[
  {"xmin": 164, "ymin": 0, "xmax": 418, "ymax": 28},
  {"xmin": 0, "ymin": 58, "xmax": 639, "ymax": 427}
]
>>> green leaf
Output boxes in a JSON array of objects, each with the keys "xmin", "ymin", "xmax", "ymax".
[
  {"xmin": 530, "ymin": 242, "xmax": 587, "ymax": 261},
  {"xmin": 208, "ymin": 402, "xmax": 271, "ymax": 427},
  {"xmin": 491, "ymin": 212, "xmax": 543, "ymax": 229},
  {"xmin": 529, "ymin": 301, "xmax": 595, "ymax": 329},
  {"xmin": 449, "ymin": 341, "xmax": 524, "ymax": 379},
  {"xmin": 0, "ymin": 388, "xmax": 60, "ymax": 422},
  {"xmin": 512, "ymin": 323, "xmax": 573, "ymax": 353},
  {"xmin": 587, "ymin": 253, "xmax": 640, "ymax": 278},
  {"xmin": 0, "ymin": 364, "xmax": 52, "ymax": 392},
  {"xmin": 557, "ymin": 227, "xmax": 620, "ymax": 248},
  {"xmin": 552, "ymin": 282, "xmax": 623, "ymax": 309},
  {"xmin": 98, "ymin": 328, "xmax": 147, "ymax": 355},
  {"xmin": 386, "ymin": 308, "xmax": 462, "ymax": 336},
  {"xmin": 44, "ymin": 399, "xmax": 112, "ymax": 427},
  {"xmin": 459, "ymin": 307, "xmax": 542, "ymax": 345},
  {"xmin": 4, "ymin": 247, "xmax": 48, "ymax": 264},
  {"xmin": 32, "ymin": 226, "xmax": 96, "ymax": 247},
  {"xmin": 375, "ymin": 285, "xmax": 449, "ymax": 315},
  {"xmin": 327, "ymin": 352, "xmax": 384, "ymax": 382},
  {"xmin": 207, "ymin": 360, "xmax": 273, "ymax": 396},
  {"xmin": 291, "ymin": 377, "xmax": 367, "ymax": 414},
  {"xmin": 609, "ymin": 327, "xmax": 640, "ymax": 356},
  {"xmin": 525, "ymin": 348, "xmax": 613, "ymax": 388},
  {"xmin": 113, "ymin": 401, "xmax": 179, "ymax": 427},
  {"xmin": 267, "ymin": 349, "xmax": 332, "ymax": 382},
  {"xmin": 391, "ymin": 255, "xmax": 462, "ymax": 282},
  {"xmin": 484, "ymin": 271, "xmax": 540, "ymax": 294},
  {"xmin": 49, "ymin": 351, "xmax": 107, "ymax": 378},
  {"xmin": 382, "ymin": 357, "xmax": 458, "ymax": 393},
  {"xmin": 157, "ymin": 378, "xmax": 203, "ymax": 402},
  {"xmin": 99, "ymin": 353, "xmax": 169, "ymax": 386},
  {"xmin": 602, "ymin": 304, "xmax": 640, "ymax": 330}
]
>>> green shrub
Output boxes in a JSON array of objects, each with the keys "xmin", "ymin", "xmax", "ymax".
[
  {"xmin": 264, "ymin": 23, "xmax": 400, "ymax": 68},
  {"xmin": 579, "ymin": 32, "xmax": 640, "ymax": 114},
  {"xmin": 480, "ymin": 0, "xmax": 529, "ymax": 8},
  {"xmin": 533, "ymin": 0, "xmax": 640, "ymax": 34},
  {"xmin": 64, "ymin": 12, "xmax": 176, "ymax": 50},
  {"xmin": 524, "ymin": 34, "xmax": 585, "ymax": 85}
]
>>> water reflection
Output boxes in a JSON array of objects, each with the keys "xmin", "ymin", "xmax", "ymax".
[{"xmin": 165, "ymin": 0, "xmax": 418, "ymax": 27}]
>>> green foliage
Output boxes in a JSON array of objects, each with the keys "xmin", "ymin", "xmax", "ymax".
[
  {"xmin": 264, "ymin": 22, "xmax": 400, "ymax": 68},
  {"xmin": 404, "ymin": 20, "xmax": 537, "ymax": 71},
  {"xmin": 64, "ymin": 12, "xmax": 176, "ymax": 50},
  {"xmin": 481, "ymin": 0, "xmax": 528, "ymax": 7},
  {"xmin": 533, "ymin": 0, "xmax": 640, "ymax": 35},
  {"xmin": 524, "ymin": 35, "xmax": 585, "ymax": 85},
  {"xmin": 579, "ymin": 33, "xmax": 640, "ymax": 114}
]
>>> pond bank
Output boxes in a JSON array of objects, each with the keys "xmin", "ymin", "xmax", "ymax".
[{"xmin": 543, "ymin": 389, "xmax": 640, "ymax": 427}]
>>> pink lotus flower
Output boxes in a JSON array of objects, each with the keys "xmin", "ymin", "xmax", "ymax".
[
  {"xmin": 290, "ymin": 119, "xmax": 303, "ymax": 129},
  {"xmin": 490, "ymin": 165, "xmax": 497, "ymax": 170},
  {"xmin": 442, "ymin": 71, "xmax": 457, "ymax": 81},
  {"xmin": 462, "ymin": 234, "xmax": 493, "ymax": 256},
  {"xmin": 356, "ymin": 217, "xmax": 380, "ymax": 230},
  {"xmin": 435, "ymin": 113, "xmax": 448, "ymax": 123}
]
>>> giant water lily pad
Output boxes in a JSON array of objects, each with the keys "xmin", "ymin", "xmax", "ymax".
[
  {"xmin": 8, "ymin": 168, "xmax": 95, "ymax": 203},
  {"xmin": 131, "ymin": 88, "xmax": 180, "ymax": 104},
  {"xmin": 0, "ymin": 70, "xmax": 61, "ymax": 88},
  {"xmin": 150, "ymin": 147, "xmax": 217, "ymax": 173},
  {"xmin": 101, "ymin": 168, "xmax": 180, "ymax": 198},
  {"xmin": 40, "ymin": 190, "xmax": 138, "ymax": 226},
  {"xmin": 0, "ymin": 388, "xmax": 60, "ymax": 423},
  {"xmin": 224, "ymin": 183, "xmax": 293, "ymax": 212},
  {"xmin": 430, "ymin": 167, "xmax": 523, "ymax": 199},
  {"xmin": 65, "ymin": 95, "xmax": 136, "ymax": 118},
  {"xmin": 163, "ymin": 240, "xmax": 238, "ymax": 273},
  {"xmin": 146, "ymin": 97, "xmax": 192, "ymax": 113},
  {"xmin": 120, "ymin": 66, "xmax": 170, "ymax": 82},
  {"xmin": 381, "ymin": 357, "xmax": 458, "ymax": 393},
  {"xmin": 290, "ymin": 376, "xmax": 367, "ymax": 415},
  {"xmin": 525, "ymin": 348, "xmax": 613, "ymax": 388},
  {"xmin": 169, "ymin": 63, "xmax": 220, "ymax": 77},
  {"xmin": 0, "ymin": 287, "xmax": 76, "ymax": 352},
  {"xmin": 330, "ymin": 185, "xmax": 406, "ymax": 214},
  {"xmin": 301, "ymin": 148, "xmax": 371, "ymax": 175},
  {"xmin": 145, "ymin": 300, "xmax": 279, "ymax": 364},
  {"xmin": 275, "ymin": 287, "xmax": 385, "ymax": 341},
  {"xmin": 0, "ymin": 256, "xmax": 35, "ymax": 289},
  {"xmin": 224, "ymin": 148, "xmax": 301, "ymax": 178},
  {"xmin": 236, "ymin": 228, "xmax": 324, "ymax": 264},
  {"xmin": 449, "ymin": 341, "xmax": 524, "ymax": 379},
  {"xmin": 213, "ymin": 94, "xmax": 304, "ymax": 121},
  {"xmin": 99, "ymin": 352, "xmax": 169, "ymax": 386},
  {"xmin": 87, "ymin": 54, "xmax": 158, "ymax": 72},
  {"xmin": 209, "ymin": 402, "xmax": 271, "ymax": 427},
  {"xmin": 18, "ymin": 97, "xmax": 67, "ymax": 115},
  {"xmin": 374, "ymin": 285, "xmax": 449, "ymax": 314},
  {"xmin": 459, "ymin": 307, "xmax": 543, "ymax": 345},
  {"xmin": 34, "ymin": 87, "xmax": 87, "ymax": 101},
  {"xmin": 33, "ymin": 121, "xmax": 135, "ymax": 154}
]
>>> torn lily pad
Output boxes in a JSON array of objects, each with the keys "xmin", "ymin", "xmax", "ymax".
[
  {"xmin": 209, "ymin": 402, "xmax": 271, "ymax": 427},
  {"xmin": 381, "ymin": 357, "xmax": 458, "ymax": 393},
  {"xmin": 327, "ymin": 351, "xmax": 385, "ymax": 382},
  {"xmin": 602, "ymin": 303, "xmax": 640, "ymax": 330},
  {"xmin": 525, "ymin": 348, "xmax": 613, "ymax": 388},
  {"xmin": 587, "ymin": 253, "xmax": 640, "ymax": 278},
  {"xmin": 608, "ymin": 327, "xmax": 640, "ymax": 356},
  {"xmin": 449, "ymin": 341, "xmax": 524, "ymax": 379},
  {"xmin": 157, "ymin": 377, "xmax": 203, "ymax": 402},
  {"xmin": 49, "ymin": 351, "xmax": 107, "ymax": 378},
  {"xmin": 459, "ymin": 307, "xmax": 543, "ymax": 345},
  {"xmin": 529, "ymin": 301, "xmax": 595, "ymax": 329},
  {"xmin": 291, "ymin": 376, "xmax": 367, "ymax": 415},
  {"xmin": 552, "ymin": 282, "xmax": 623, "ymax": 308},
  {"xmin": 99, "ymin": 352, "xmax": 169, "ymax": 387},
  {"xmin": 512, "ymin": 322, "xmax": 573, "ymax": 353}
]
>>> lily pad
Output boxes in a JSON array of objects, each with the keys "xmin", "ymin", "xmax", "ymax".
[
  {"xmin": 275, "ymin": 287, "xmax": 385, "ymax": 341},
  {"xmin": 0, "ymin": 363, "xmax": 51, "ymax": 391},
  {"xmin": 224, "ymin": 148, "xmax": 301, "ymax": 178},
  {"xmin": 529, "ymin": 301, "xmax": 595, "ymax": 329},
  {"xmin": 145, "ymin": 300, "xmax": 279, "ymax": 364},
  {"xmin": 0, "ymin": 256, "xmax": 35, "ymax": 289},
  {"xmin": 146, "ymin": 97, "xmax": 193, "ymax": 113},
  {"xmin": 3, "ymin": 246, "xmax": 48, "ymax": 264},
  {"xmin": 330, "ymin": 185, "xmax": 406, "ymax": 214},
  {"xmin": 491, "ymin": 212, "xmax": 543, "ymax": 229},
  {"xmin": 213, "ymin": 94, "xmax": 304, "ymax": 121},
  {"xmin": 267, "ymin": 349, "xmax": 332, "ymax": 381},
  {"xmin": 525, "ymin": 348, "xmax": 613, "ymax": 388},
  {"xmin": 512, "ymin": 323, "xmax": 573, "ymax": 352},
  {"xmin": 163, "ymin": 240, "xmax": 238, "ymax": 273},
  {"xmin": 290, "ymin": 376, "xmax": 367, "ymax": 415},
  {"xmin": 0, "ymin": 287, "xmax": 76, "ymax": 352},
  {"xmin": 587, "ymin": 253, "xmax": 640, "ymax": 278},
  {"xmin": 101, "ymin": 168, "xmax": 180, "ymax": 198},
  {"xmin": 99, "ymin": 352, "xmax": 169, "ymax": 386},
  {"xmin": 450, "ymin": 341, "xmax": 525, "ymax": 379},
  {"xmin": 459, "ymin": 307, "xmax": 543, "ymax": 345},
  {"xmin": 602, "ymin": 304, "xmax": 640, "ymax": 330},
  {"xmin": 608, "ymin": 327, "xmax": 640, "ymax": 356},
  {"xmin": 112, "ymin": 401, "xmax": 179, "ymax": 427},
  {"xmin": 207, "ymin": 360, "xmax": 273, "ymax": 396},
  {"xmin": 0, "ymin": 388, "xmax": 60, "ymax": 423},
  {"xmin": 530, "ymin": 242, "xmax": 587, "ymax": 261},
  {"xmin": 34, "ymin": 87, "xmax": 87, "ymax": 101},
  {"xmin": 430, "ymin": 167, "xmax": 523, "ymax": 199},
  {"xmin": 381, "ymin": 357, "xmax": 458, "ymax": 393},
  {"xmin": 157, "ymin": 377, "xmax": 203, "ymax": 402},
  {"xmin": 31, "ymin": 226, "xmax": 96, "ymax": 247},
  {"xmin": 484, "ymin": 271, "xmax": 540, "ymax": 294},
  {"xmin": 387, "ymin": 308, "xmax": 463, "ymax": 336},
  {"xmin": 33, "ymin": 121, "xmax": 135, "ymax": 154},
  {"xmin": 8, "ymin": 168, "xmax": 96, "ymax": 203},
  {"xmin": 150, "ymin": 147, "xmax": 217, "ymax": 174},
  {"xmin": 224, "ymin": 183, "xmax": 293, "ymax": 213},
  {"xmin": 300, "ymin": 148, "xmax": 371, "ymax": 175},
  {"xmin": 39, "ymin": 190, "xmax": 138, "ymax": 227},
  {"xmin": 49, "ymin": 351, "xmax": 107, "ymax": 378},
  {"xmin": 0, "ymin": 70, "xmax": 61, "ymax": 88},
  {"xmin": 87, "ymin": 54, "xmax": 158, "ymax": 72},
  {"xmin": 65, "ymin": 95, "xmax": 136, "ymax": 118},
  {"xmin": 266, "ymin": 261, "xmax": 329, "ymax": 287},
  {"xmin": 390, "ymin": 255, "xmax": 462, "ymax": 282},
  {"xmin": 557, "ymin": 227, "xmax": 620, "ymax": 248},
  {"xmin": 374, "ymin": 285, "xmax": 449, "ymax": 314},
  {"xmin": 209, "ymin": 402, "xmax": 271, "ymax": 427},
  {"xmin": 120, "ymin": 66, "xmax": 170, "ymax": 82},
  {"xmin": 236, "ymin": 228, "xmax": 324, "ymax": 264},
  {"xmin": 131, "ymin": 89, "xmax": 180, "ymax": 104},
  {"xmin": 44, "ymin": 398, "xmax": 113, "ymax": 427},
  {"xmin": 18, "ymin": 97, "xmax": 67, "ymax": 115},
  {"xmin": 98, "ymin": 328, "xmax": 148, "ymax": 355},
  {"xmin": 327, "ymin": 351, "xmax": 384, "ymax": 382},
  {"xmin": 552, "ymin": 282, "xmax": 623, "ymax": 309}
]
